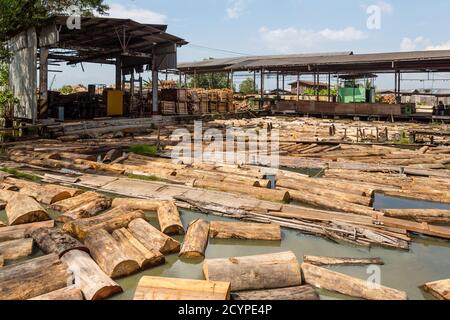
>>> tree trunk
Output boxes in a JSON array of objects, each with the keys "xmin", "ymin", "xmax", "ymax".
[
  {"xmin": 209, "ymin": 221, "xmax": 281, "ymax": 241},
  {"xmin": 57, "ymin": 197, "xmax": 112, "ymax": 223},
  {"xmin": 61, "ymin": 250, "xmax": 122, "ymax": 300},
  {"xmin": 301, "ymin": 263, "xmax": 407, "ymax": 300},
  {"xmin": 29, "ymin": 286, "xmax": 84, "ymax": 300},
  {"xmin": 63, "ymin": 207, "xmax": 145, "ymax": 241},
  {"xmin": 381, "ymin": 209, "xmax": 450, "ymax": 224},
  {"xmin": 157, "ymin": 202, "xmax": 184, "ymax": 235},
  {"xmin": 6, "ymin": 194, "xmax": 50, "ymax": 226},
  {"xmin": 128, "ymin": 218, "xmax": 180, "ymax": 255},
  {"xmin": 134, "ymin": 276, "xmax": 231, "ymax": 300},
  {"xmin": 0, "ymin": 238, "xmax": 33, "ymax": 261},
  {"xmin": 84, "ymin": 228, "xmax": 140, "ymax": 279},
  {"xmin": 112, "ymin": 228, "xmax": 165, "ymax": 270},
  {"xmin": 31, "ymin": 227, "xmax": 89, "ymax": 258},
  {"xmin": 0, "ymin": 189, "xmax": 18, "ymax": 202},
  {"xmin": 180, "ymin": 219, "xmax": 210, "ymax": 258},
  {"xmin": 203, "ymin": 251, "xmax": 302, "ymax": 291},
  {"xmin": 111, "ymin": 198, "xmax": 164, "ymax": 211},
  {"xmin": 51, "ymin": 192, "xmax": 105, "ymax": 212},
  {"xmin": 421, "ymin": 278, "xmax": 450, "ymax": 300},
  {"xmin": 303, "ymin": 255, "xmax": 384, "ymax": 266},
  {"xmin": 0, "ymin": 220, "xmax": 54, "ymax": 242},
  {"xmin": 0, "ymin": 253, "xmax": 73, "ymax": 300},
  {"xmin": 103, "ymin": 149, "xmax": 123, "ymax": 164},
  {"xmin": 231, "ymin": 285, "xmax": 319, "ymax": 300}
]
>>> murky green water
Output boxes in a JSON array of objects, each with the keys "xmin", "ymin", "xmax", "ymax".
[{"xmin": 1, "ymin": 195, "xmax": 450, "ymax": 300}]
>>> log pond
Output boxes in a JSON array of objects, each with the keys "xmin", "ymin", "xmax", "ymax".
[{"xmin": 1, "ymin": 194, "xmax": 449, "ymax": 301}]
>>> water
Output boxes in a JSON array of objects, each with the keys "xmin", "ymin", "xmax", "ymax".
[{"xmin": 1, "ymin": 195, "xmax": 449, "ymax": 300}]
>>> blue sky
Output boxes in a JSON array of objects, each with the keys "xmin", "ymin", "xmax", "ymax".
[{"xmin": 53, "ymin": 0, "xmax": 450, "ymax": 90}]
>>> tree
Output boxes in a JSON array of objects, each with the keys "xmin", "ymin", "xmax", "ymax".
[
  {"xmin": 239, "ymin": 78, "xmax": 256, "ymax": 95},
  {"xmin": 187, "ymin": 72, "xmax": 231, "ymax": 89},
  {"xmin": 59, "ymin": 85, "xmax": 75, "ymax": 95}
]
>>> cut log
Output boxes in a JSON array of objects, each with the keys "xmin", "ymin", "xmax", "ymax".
[
  {"xmin": 203, "ymin": 251, "xmax": 302, "ymax": 291},
  {"xmin": 0, "ymin": 238, "xmax": 33, "ymax": 261},
  {"xmin": 209, "ymin": 221, "xmax": 281, "ymax": 241},
  {"xmin": 0, "ymin": 189, "xmax": 17, "ymax": 202},
  {"xmin": 19, "ymin": 185, "xmax": 71, "ymax": 205},
  {"xmin": 63, "ymin": 207, "xmax": 145, "ymax": 241},
  {"xmin": 157, "ymin": 202, "xmax": 184, "ymax": 235},
  {"xmin": 29, "ymin": 286, "xmax": 84, "ymax": 300},
  {"xmin": 381, "ymin": 209, "xmax": 450, "ymax": 224},
  {"xmin": 0, "ymin": 255, "xmax": 3, "ymax": 267},
  {"xmin": 111, "ymin": 198, "xmax": 164, "ymax": 211},
  {"xmin": 61, "ymin": 250, "xmax": 122, "ymax": 300},
  {"xmin": 51, "ymin": 191, "xmax": 104, "ymax": 212},
  {"xmin": 301, "ymin": 263, "xmax": 407, "ymax": 300},
  {"xmin": 103, "ymin": 149, "xmax": 123, "ymax": 164},
  {"xmin": 128, "ymin": 218, "xmax": 180, "ymax": 255},
  {"xmin": 421, "ymin": 278, "xmax": 450, "ymax": 300},
  {"xmin": 134, "ymin": 276, "xmax": 231, "ymax": 300},
  {"xmin": 0, "ymin": 220, "xmax": 54, "ymax": 242},
  {"xmin": 231, "ymin": 285, "xmax": 319, "ymax": 301},
  {"xmin": 57, "ymin": 197, "xmax": 112, "ymax": 223},
  {"xmin": 0, "ymin": 253, "xmax": 73, "ymax": 300},
  {"xmin": 84, "ymin": 228, "xmax": 140, "ymax": 278},
  {"xmin": 31, "ymin": 227, "xmax": 89, "ymax": 258},
  {"xmin": 112, "ymin": 228, "xmax": 165, "ymax": 270},
  {"xmin": 179, "ymin": 219, "xmax": 210, "ymax": 258},
  {"xmin": 303, "ymin": 255, "xmax": 384, "ymax": 266},
  {"xmin": 6, "ymin": 194, "xmax": 50, "ymax": 226}
]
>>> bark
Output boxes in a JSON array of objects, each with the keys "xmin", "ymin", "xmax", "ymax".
[
  {"xmin": 209, "ymin": 221, "xmax": 281, "ymax": 241},
  {"xmin": 31, "ymin": 227, "xmax": 89, "ymax": 258},
  {"xmin": 134, "ymin": 276, "xmax": 231, "ymax": 300},
  {"xmin": 128, "ymin": 218, "xmax": 180, "ymax": 255},
  {"xmin": 6, "ymin": 194, "xmax": 50, "ymax": 226},
  {"xmin": 231, "ymin": 285, "xmax": 319, "ymax": 300},
  {"xmin": 157, "ymin": 202, "xmax": 184, "ymax": 235},
  {"xmin": 421, "ymin": 278, "xmax": 450, "ymax": 300},
  {"xmin": 0, "ymin": 220, "xmax": 54, "ymax": 242},
  {"xmin": 84, "ymin": 228, "xmax": 140, "ymax": 279},
  {"xmin": 179, "ymin": 219, "xmax": 210, "ymax": 258},
  {"xmin": 29, "ymin": 286, "xmax": 84, "ymax": 300},
  {"xmin": 61, "ymin": 250, "xmax": 122, "ymax": 300},
  {"xmin": 301, "ymin": 263, "xmax": 407, "ymax": 300},
  {"xmin": 303, "ymin": 255, "xmax": 384, "ymax": 266},
  {"xmin": 203, "ymin": 251, "xmax": 302, "ymax": 291},
  {"xmin": 103, "ymin": 149, "xmax": 123, "ymax": 164},
  {"xmin": 0, "ymin": 238, "xmax": 33, "ymax": 261}
]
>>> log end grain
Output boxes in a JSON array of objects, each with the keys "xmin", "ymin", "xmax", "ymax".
[{"xmin": 111, "ymin": 260, "xmax": 141, "ymax": 279}]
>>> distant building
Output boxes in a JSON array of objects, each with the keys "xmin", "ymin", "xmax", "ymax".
[{"xmin": 289, "ymin": 80, "xmax": 329, "ymax": 95}]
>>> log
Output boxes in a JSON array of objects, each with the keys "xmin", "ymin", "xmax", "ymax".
[
  {"xmin": 112, "ymin": 228, "xmax": 165, "ymax": 269},
  {"xmin": 0, "ymin": 254, "xmax": 73, "ymax": 300},
  {"xmin": 301, "ymin": 263, "xmax": 407, "ymax": 300},
  {"xmin": 421, "ymin": 278, "xmax": 450, "ymax": 300},
  {"xmin": 19, "ymin": 185, "xmax": 72, "ymax": 205},
  {"xmin": 303, "ymin": 255, "xmax": 384, "ymax": 266},
  {"xmin": 111, "ymin": 198, "xmax": 164, "ymax": 211},
  {"xmin": 103, "ymin": 149, "xmax": 123, "ymax": 164},
  {"xmin": 381, "ymin": 209, "xmax": 450, "ymax": 224},
  {"xmin": 0, "ymin": 189, "xmax": 17, "ymax": 202},
  {"xmin": 0, "ymin": 220, "xmax": 54, "ymax": 242},
  {"xmin": 179, "ymin": 219, "xmax": 210, "ymax": 258},
  {"xmin": 51, "ymin": 191, "xmax": 105, "ymax": 212},
  {"xmin": 0, "ymin": 221, "xmax": 5, "ymax": 228},
  {"xmin": 29, "ymin": 286, "xmax": 84, "ymax": 300},
  {"xmin": 231, "ymin": 285, "xmax": 319, "ymax": 300},
  {"xmin": 203, "ymin": 251, "xmax": 302, "ymax": 291},
  {"xmin": 128, "ymin": 218, "xmax": 180, "ymax": 255},
  {"xmin": 61, "ymin": 250, "xmax": 122, "ymax": 300},
  {"xmin": 157, "ymin": 202, "xmax": 184, "ymax": 235},
  {"xmin": 134, "ymin": 276, "xmax": 231, "ymax": 300},
  {"xmin": 0, "ymin": 255, "xmax": 3, "ymax": 267},
  {"xmin": 84, "ymin": 228, "xmax": 140, "ymax": 278},
  {"xmin": 6, "ymin": 194, "xmax": 50, "ymax": 226},
  {"xmin": 31, "ymin": 227, "xmax": 89, "ymax": 258},
  {"xmin": 209, "ymin": 221, "xmax": 281, "ymax": 241},
  {"xmin": 63, "ymin": 207, "xmax": 145, "ymax": 241},
  {"xmin": 57, "ymin": 197, "xmax": 112, "ymax": 223},
  {"xmin": 0, "ymin": 238, "xmax": 33, "ymax": 261}
]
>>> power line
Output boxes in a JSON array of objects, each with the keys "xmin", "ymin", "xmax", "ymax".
[{"xmin": 185, "ymin": 43, "xmax": 253, "ymax": 56}]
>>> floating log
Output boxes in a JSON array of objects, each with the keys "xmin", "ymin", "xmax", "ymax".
[
  {"xmin": 421, "ymin": 278, "xmax": 450, "ymax": 300},
  {"xmin": 157, "ymin": 202, "xmax": 184, "ymax": 235},
  {"xmin": 31, "ymin": 227, "xmax": 89, "ymax": 258},
  {"xmin": 0, "ymin": 254, "xmax": 73, "ymax": 300},
  {"xmin": 134, "ymin": 276, "xmax": 231, "ymax": 300},
  {"xmin": 63, "ymin": 207, "xmax": 145, "ymax": 241},
  {"xmin": 203, "ymin": 251, "xmax": 302, "ymax": 291},
  {"xmin": 84, "ymin": 228, "xmax": 140, "ymax": 278},
  {"xmin": 6, "ymin": 194, "xmax": 50, "ymax": 226},
  {"xmin": 112, "ymin": 228, "xmax": 165, "ymax": 269},
  {"xmin": 301, "ymin": 263, "xmax": 407, "ymax": 300},
  {"xmin": 51, "ymin": 191, "xmax": 105, "ymax": 212},
  {"xmin": 29, "ymin": 286, "xmax": 84, "ymax": 300},
  {"xmin": 0, "ymin": 189, "xmax": 17, "ymax": 202},
  {"xmin": 0, "ymin": 238, "xmax": 33, "ymax": 261},
  {"xmin": 231, "ymin": 285, "xmax": 319, "ymax": 301},
  {"xmin": 0, "ymin": 220, "xmax": 54, "ymax": 242},
  {"xmin": 381, "ymin": 209, "xmax": 450, "ymax": 224},
  {"xmin": 111, "ymin": 198, "xmax": 163, "ymax": 211},
  {"xmin": 303, "ymin": 255, "xmax": 384, "ymax": 266},
  {"xmin": 179, "ymin": 219, "xmax": 210, "ymax": 258},
  {"xmin": 128, "ymin": 218, "xmax": 180, "ymax": 255},
  {"xmin": 57, "ymin": 197, "xmax": 112, "ymax": 223},
  {"xmin": 209, "ymin": 221, "xmax": 281, "ymax": 241},
  {"xmin": 61, "ymin": 250, "xmax": 122, "ymax": 300}
]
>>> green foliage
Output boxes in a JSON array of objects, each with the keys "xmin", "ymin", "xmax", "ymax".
[
  {"xmin": 129, "ymin": 144, "xmax": 158, "ymax": 156},
  {"xmin": 0, "ymin": 167, "xmax": 42, "ymax": 182},
  {"xmin": 187, "ymin": 72, "xmax": 231, "ymax": 89},
  {"xmin": 239, "ymin": 78, "xmax": 256, "ymax": 95},
  {"xmin": 128, "ymin": 174, "xmax": 162, "ymax": 182},
  {"xmin": 0, "ymin": 63, "xmax": 18, "ymax": 119},
  {"xmin": 304, "ymin": 88, "xmax": 337, "ymax": 96},
  {"xmin": 59, "ymin": 85, "xmax": 75, "ymax": 95}
]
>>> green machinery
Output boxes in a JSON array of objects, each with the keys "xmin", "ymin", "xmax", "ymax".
[{"xmin": 337, "ymin": 74, "xmax": 377, "ymax": 104}]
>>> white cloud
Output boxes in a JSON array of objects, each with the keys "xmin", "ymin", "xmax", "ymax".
[
  {"xmin": 226, "ymin": 0, "xmax": 246, "ymax": 19},
  {"xmin": 426, "ymin": 40, "xmax": 450, "ymax": 51},
  {"xmin": 258, "ymin": 26, "xmax": 367, "ymax": 53},
  {"xmin": 400, "ymin": 37, "xmax": 430, "ymax": 51},
  {"xmin": 107, "ymin": 3, "xmax": 167, "ymax": 24}
]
